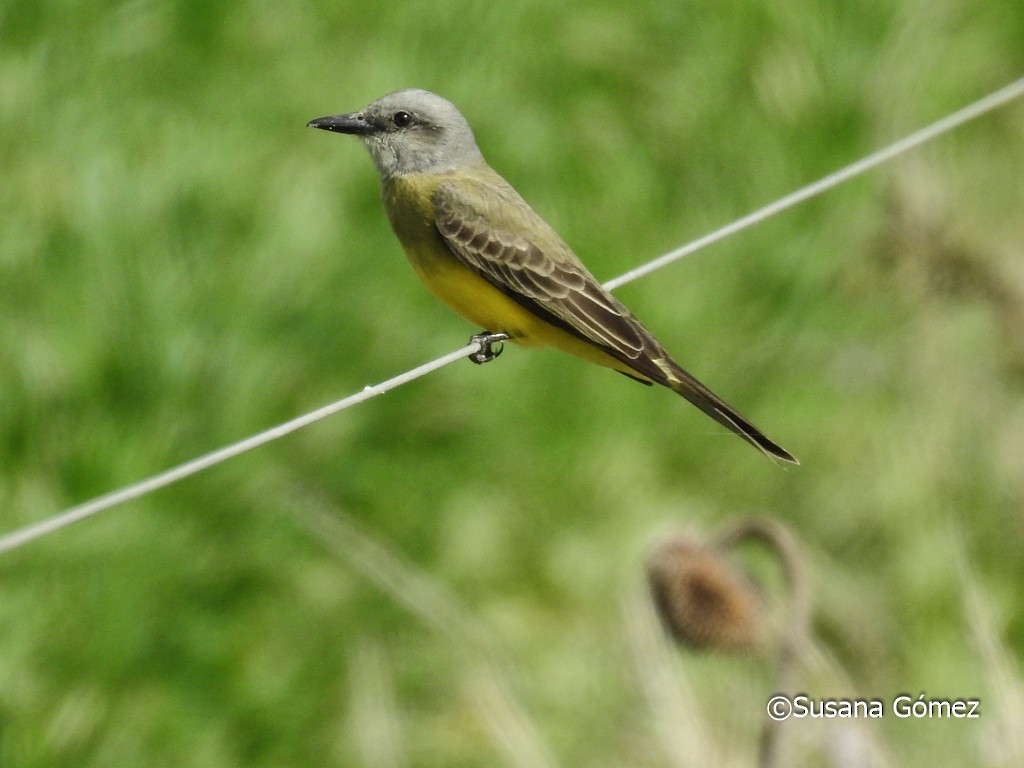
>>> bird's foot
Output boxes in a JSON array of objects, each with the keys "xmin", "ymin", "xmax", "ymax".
[{"xmin": 468, "ymin": 331, "xmax": 509, "ymax": 364}]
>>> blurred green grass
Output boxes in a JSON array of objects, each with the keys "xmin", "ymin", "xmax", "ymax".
[{"xmin": 2, "ymin": 0, "xmax": 1024, "ymax": 765}]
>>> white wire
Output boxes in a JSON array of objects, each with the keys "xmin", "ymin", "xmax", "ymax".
[
  {"xmin": 0, "ymin": 341, "xmax": 481, "ymax": 555},
  {"xmin": 1, "ymin": 75, "xmax": 1023, "ymax": 555},
  {"xmin": 604, "ymin": 75, "xmax": 1024, "ymax": 291}
]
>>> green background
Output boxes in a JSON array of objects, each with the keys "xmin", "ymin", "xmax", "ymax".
[{"xmin": 2, "ymin": 0, "xmax": 1023, "ymax": 765}]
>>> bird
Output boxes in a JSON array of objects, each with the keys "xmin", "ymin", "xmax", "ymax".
[{"xmin": 308, "ymin": 89, "xmax": 797, "ymax": 464}]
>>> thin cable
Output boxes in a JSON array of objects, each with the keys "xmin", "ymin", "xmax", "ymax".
[
  {"xmin": 0, "ymin": 340, "xmax": 483, "ymax": 555},
  {"xmin": 604, "ymin": 74, "xmax": 1024, "ymax": 291},
  {"xmin": 1, "ymin": 76, "xmax": 1023, "ymax": 555}
]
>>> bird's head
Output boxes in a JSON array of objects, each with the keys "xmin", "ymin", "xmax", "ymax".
[{"xmin": 308, "ymin": 89, "xmax": 485, "ymax": 180}]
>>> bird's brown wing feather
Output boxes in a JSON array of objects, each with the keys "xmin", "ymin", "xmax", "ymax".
[{"xmin": 433, "ymin": 177, "xmax": 669, "ymax": 374}]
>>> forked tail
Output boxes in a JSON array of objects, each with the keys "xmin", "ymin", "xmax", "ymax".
[{"xmin": 664, "ymin": 363, "xmax": 798, "ymax": 465}]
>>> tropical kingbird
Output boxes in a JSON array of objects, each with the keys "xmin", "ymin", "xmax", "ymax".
[{"xmin": 308, "ymin": 89, "xmax": 796, "ymax": 464}]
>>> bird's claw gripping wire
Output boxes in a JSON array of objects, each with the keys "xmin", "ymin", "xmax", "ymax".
[{"xmin": 469, "ymin": 331, "xmax": 509, "ymax": 364}]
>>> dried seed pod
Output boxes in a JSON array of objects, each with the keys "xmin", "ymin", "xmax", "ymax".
[{"xmin": 646, "ymin": 535, "xmax": 765, "ymax": 653}]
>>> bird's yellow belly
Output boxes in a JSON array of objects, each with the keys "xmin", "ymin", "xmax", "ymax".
[
  {"xmin": 402, "ymin": 240, "xmax": 644, "ymax": 377},
  {"xmin": 403, "ymin": 240, "xmax": 547, "ymax": 343}
]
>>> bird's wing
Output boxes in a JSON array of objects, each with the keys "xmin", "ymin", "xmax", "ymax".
[{"xmin": 433, "ymin": 176, "xmax": 658, "ymax": 365}]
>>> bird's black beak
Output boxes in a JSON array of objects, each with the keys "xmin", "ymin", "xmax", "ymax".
[{"xmin": 307, "ymin": 112, "xmax": 372, "ymax": 135}]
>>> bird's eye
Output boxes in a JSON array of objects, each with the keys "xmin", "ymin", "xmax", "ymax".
[{"xmin": 393, "ymin": 111, "xmax": 412, "ymax": 128}]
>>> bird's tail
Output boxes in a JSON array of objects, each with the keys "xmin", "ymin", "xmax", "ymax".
[{"xmin": 662, "ymin": 362, "xmax": 798, "ymax": 465}]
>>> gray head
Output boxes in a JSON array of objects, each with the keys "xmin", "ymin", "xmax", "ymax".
[{"xmin": 308, "ymin": 89, "xmax": 486, "ymax": 180}]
